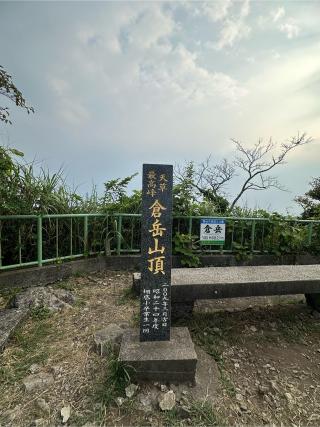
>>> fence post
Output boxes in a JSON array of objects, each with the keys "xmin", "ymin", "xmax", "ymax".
[
  {"xmin": 307, "ymin": 223, "xmax": 313, "ymax": 246},
  {"xmin": 188, "ymin": 217, "xmax": 193, "ymax": 237},
  {"xmin": 0, "ymin": 221, "xmax": 2, "ymax": 268},
  {"xmin": 84, "ymin": 216, "xmax": 88, "ymax": 256},
  {"xmin": 117, "ymin": 215, "xmax": 122, "ymax": 255},
  {"xmin": 37, "ymin": 215, "xmax": 43, "ymax": 267},
  {"xmin": 251, "ymin": 220, "xmax": 256, "ymax": 253}
]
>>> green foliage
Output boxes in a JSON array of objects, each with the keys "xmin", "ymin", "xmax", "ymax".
[
  {"xmin": 232, "ymin": 242, "xmax": 252, "ymax": 262},
  {"xmin": 173, "ymin": 233, "xmax": 200, "ymax": 267},
  {"xmin": 1, "ymin": 143, "xmax": 320, "ymax": 268},
  {"xmin": 0, "ymin": 146, "xmax": 87, "ymax": 215},
  {"xmin": 95, "ymin": 351, "xmax": 134, "ymax": 407},
  {"xmin": 1, "ymin": 316, "xmax": 53, "ymax": 384},
  {"xmin": 164, "ymin": 400, "xmax": 224, "ymax": 426},
  {"xmin": 295, "ymin": 177, "xmax": 320, "ymax": 219},
  {"xmin": 264, "ymin": 214, "xmax": 308, "ymax": 257},
  {"xmin": 101, "ymin": 174, "xmax": 140, "ymax": 213},
  {"xmin": 30, "ymin": 306, "xmax": 52, "ymax": 320},
  {"xmin": 116, "ymin": 286, "xmax": 137, "ymax": 305},
  {"xmin": 0, "ymin": 65, "xmax": 34, "ymax": 124}
]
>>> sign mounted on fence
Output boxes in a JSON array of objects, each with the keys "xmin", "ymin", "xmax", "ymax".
[
  {"xmin": 140, "ymin": 164, "xmax": 173, "ymax": 342},
  {"xmin": 200, "ymin": 219, "xmax": 225, "ymax": 245}
]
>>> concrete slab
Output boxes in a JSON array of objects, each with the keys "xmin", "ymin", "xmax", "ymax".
[
  {"xmin": 0, "ymin": 308, "xmax": 28, "ymax": 351},
  {"xmin": 133, "ymin": 265, "xmax": 320, "ymax": 301},
  {"xmin": 119, "ymin": 327, "xmax": 197, "ymax": 383}
]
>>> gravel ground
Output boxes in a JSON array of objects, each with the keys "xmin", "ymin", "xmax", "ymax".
[{"xmin": 0, "ymin": 270, "xmax": 319, "ymax": 426}]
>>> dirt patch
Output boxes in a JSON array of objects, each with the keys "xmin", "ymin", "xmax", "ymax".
[{"xmin": 0, "ymin": 270, "xmax": 319, "ymax": 426}]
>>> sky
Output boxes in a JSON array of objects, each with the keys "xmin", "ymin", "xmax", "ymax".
[{"xmin": 0, "ymin": 0, "xmax": 319, "ymax": 214}]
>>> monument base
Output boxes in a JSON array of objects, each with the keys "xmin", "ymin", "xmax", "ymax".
[{"xmin": 119, "ymin": 327, "xmax": 197, "ymax": 383}]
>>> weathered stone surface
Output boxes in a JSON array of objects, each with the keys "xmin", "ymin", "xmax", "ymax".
[
  {"xmin": 13, "ymin": 287, "xmax": 74, "ymax": 311},
  {"xmin": 119, "ymin": 327, "xmax": 197, "ymax": 383},
  {"xmin": 125, "ymin": 383, "xmax": 138, "ymax": 398},
  {"xmin": 51, "ymin": 287, "xmax": 75, "ymax": 305},
  {"xmin": 137, "ymin": 393, "xmax": 154, "ymax": 412},
  {"xmin": 22, "ymin": 372, "xmax": 54, "ymax": 392},
  {"xmin": 94, "ymin": 324, "xmax": 124, "ymax": 356},
  {"xmin": 158, "ymin": 390, "xmax": 176, "ymax": 411},
  {"xmin": 0, "ymin": 308, "xmax": 28, "ymax": 352}
]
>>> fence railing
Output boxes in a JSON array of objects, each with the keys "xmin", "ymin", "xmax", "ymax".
[{"xmin": 0, "ymin": 213, "xmax": 320, "ymax": 271}]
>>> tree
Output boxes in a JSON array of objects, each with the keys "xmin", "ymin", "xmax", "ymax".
[
  {"xmin": 295, "ymin": 177, "xmax": 320, "ymax": 219},
  {"xmin": 175, "ymin": 133, "xmax": 312, "ymax": 213},
  {"xmin": 0, "ymin": 65, "xmax": 34, "ymax": 124}
]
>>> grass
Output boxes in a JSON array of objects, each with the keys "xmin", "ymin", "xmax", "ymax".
[
  {"xmin": 116, "ymin": 286, "xmax": 137, "ymax": 306},
  {"xmin": 30, "ymin": 306, "xmax": 52, "ymax": 320},
  {"xmin": 88, "ymin": 349, "xmax": 136, "ymax": 425},
  {"xmin": 0, "ymin": 314, "xmax": 54, "ymax": 385},
  {"xmin": 54, "ymin": 280, "xmax": 75, "ymax": 292},
  {"xmin": 163, "ymin": 400, "xmax": 224, "ymax": 426}
]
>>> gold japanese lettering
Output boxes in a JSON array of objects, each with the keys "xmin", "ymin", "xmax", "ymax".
[
  {"xmin": 159, "ymin": 174, "xmax": 168, "ymax": 192},
  {"xmin": 149, "ymin": 200, "xmax": 166, "ymax": 218},
  {"xmin": 148, "ymin": 238, "xmax": 165, "ymax": 255},
  {"xmin": 148, "ymin": 256, "xmax": 165, "ymax": 274},
  {"xmin": 149, "ymin": 219, "xmax": 166, "ymax": 237}
]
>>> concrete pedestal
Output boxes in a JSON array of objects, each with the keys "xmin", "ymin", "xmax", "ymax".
[{"xmin": 119, "ymin": 327, "xmax": 197, "ymax": 383}]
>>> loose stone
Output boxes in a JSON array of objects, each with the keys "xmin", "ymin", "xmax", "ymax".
[
  {"xmin": 61, "ymin": 405, "xmax": 71, "ymax": 424},
  {"xmin": 125, "ymin": 383, "xmax": 138, "ymax": 398},
  {"xmin": 23, "ymin": 372, "xmax": 54, "ymax": 392},
  {"xmin": 158, "ymin": 390, "xmax": 176, "ymax": 411}
]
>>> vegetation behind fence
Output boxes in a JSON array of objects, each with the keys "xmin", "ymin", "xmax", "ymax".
[{"xmin": 1, "ymin": 214, "xmax": 320, "ymax": 271}]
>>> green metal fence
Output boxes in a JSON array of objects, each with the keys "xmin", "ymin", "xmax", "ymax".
[{"xmin": 0, "ymin": 213, "xmax": 320, "ymax": 271}]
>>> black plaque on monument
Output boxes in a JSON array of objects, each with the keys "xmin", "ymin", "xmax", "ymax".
[{"xmin": 140, "ymin": 164, "xmax": 173, "ymax": 342}]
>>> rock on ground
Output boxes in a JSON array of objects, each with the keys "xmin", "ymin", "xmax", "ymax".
[
  {"xmin": 60, "ymin": 405, "xmax": 71, "ymax": 424},
  {"xmin": 22, "ymin": 372, "xmax": 54, "ymax": 392},
  {"xmin": 0, "ymin": 308, "xmax": 28, "ymax": 352},
  {"xmin": 94, "ymin": 324, "xmax": 124, "ymax": 355},
  {"xmin": 158, "ymin": 390, "xmax": 176, "ymax": 411},
  {"xmin": 125, "ymin": 383, "xmax": 139, "ymax": 398},
  {"xmin": 12, "ymin": 287, "xmax": 75, "ymax": 311}
]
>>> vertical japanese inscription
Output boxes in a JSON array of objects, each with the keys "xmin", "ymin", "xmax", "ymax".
[{"xmin": 140, "ymin": 164, "xmax": 173, "ymax": 342}]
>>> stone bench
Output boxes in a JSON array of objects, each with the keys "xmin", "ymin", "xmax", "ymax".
[{"xmin": 133, "ymin": 265, "xmax": 320, "ymax": 319}]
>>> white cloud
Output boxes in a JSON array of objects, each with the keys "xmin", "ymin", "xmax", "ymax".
[
  {"xmin": 202, "ymin": 0, "xmax": 232, "ymax": 22},
  {"xmin": 138, "ymin": 44, "xmax": 247, "ymax": 105},
  {"xmin": 240, "ymin": 0, "xmax": 250, "ymax": 18},
  {"xmin": 50, "ymin": 3, "xmax": 246, "ymax": 113},
  {"xmin": 280, "ymin": 18, "xmax": 300, "ymax": 39},
  {"xmin": 48, "ymin": 77, "xmax": 69, "ymax": 97},
  {"xmin": 214, "ymin": 19, "xmax": 251, "ymax": 50},
  {"xmin": 127, "ymin": 6, "xmax": 175, "ymax": 49},
  {"xmin": 271, "ymin": 7, "xmax": 285, "ymax": 23},
  {"xmin": 48, "ymin": 76, "xmax": 90, "ymax": 126}
]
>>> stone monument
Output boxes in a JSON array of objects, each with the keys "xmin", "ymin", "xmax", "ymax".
[{"xmin": 119, "ymin": 164, "xmax": 197, "ymax": 382}]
